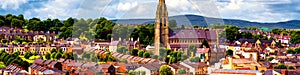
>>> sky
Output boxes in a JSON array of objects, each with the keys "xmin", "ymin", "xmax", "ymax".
[{"xmin": 0, "ymin": 0, "xmax": 299, "ymax": 23}]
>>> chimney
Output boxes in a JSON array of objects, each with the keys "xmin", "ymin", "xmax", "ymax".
[
  {"xmin": 281, "ymin": 70, "xmax": 286, "ymax": 75},
  {"xmin": 228, "ymin": 56, "xmax": 233, "ymax": 69}
]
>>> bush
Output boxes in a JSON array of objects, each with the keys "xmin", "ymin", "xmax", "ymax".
[
  {"xmin": 143, "ymin": 52, "xmax": 150, "ymax": 58},
  {"xmin": 131, "ymin": 49, "xmax": 139, "ymax": 56},
  {"xmin": 268, "ymin": 57, "xmax": 274, "ymax": 61},
  {"xmin": 138, "ymin": 50, "xmax": 144, "ymax": 57},
  {"xmin": 189, "ymin": 56, "xmax": 201, "ymax": 62}
]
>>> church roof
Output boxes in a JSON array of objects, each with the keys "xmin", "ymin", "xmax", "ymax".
[
  {"xmin": 169, "ymin": 29, "xmax": 206, "ymax": 39},
  {"xmin": 169, "ymin": 29, "xmax": 217, "ymax": 40}
]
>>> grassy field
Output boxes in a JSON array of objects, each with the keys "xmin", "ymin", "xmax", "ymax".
[
  {"xmin": 19, "ymin": 55, "xmax": 42, "ymax": 63},
  {"xmin": 0, "ymin": 62, "xmax": 5, "ymax": 68}
]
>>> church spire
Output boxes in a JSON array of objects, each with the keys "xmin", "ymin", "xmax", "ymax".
[{"xmin": 154, "ymin": 0, "xmax": 169, "ymax": 55}]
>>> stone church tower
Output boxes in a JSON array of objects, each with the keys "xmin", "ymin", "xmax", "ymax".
[{"xmin": 154, "ymin": 0, "xmax": 170, "ymax": 55}]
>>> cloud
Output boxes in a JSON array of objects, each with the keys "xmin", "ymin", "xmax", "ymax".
[
  {"xmin": 215, "ymin": 0, "xmax": 298, "ymax": 22},
  {"xmin": 0, "ymin": 0, "xmax": 29, "ymax": 10},
  {"xmin": 1, "ymin": 0, "xmax": 298, "ymax": 23},
  {"xmin": 24, "ymin": 0, "xmax": 82, "ymax": 19},
  {"xmin": 117, "ymin": 1, "xmax": 138, "ymax": 11},
  {"xmin": 225, "ymin": 0, "xmax": 241, "ymax": 10}
]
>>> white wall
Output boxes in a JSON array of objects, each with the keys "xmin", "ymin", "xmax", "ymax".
[{"xmin": 135, "ymin": 66, "xmax": 151, "ymax": 75}]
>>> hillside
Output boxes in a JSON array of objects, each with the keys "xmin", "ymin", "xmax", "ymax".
[{"xmin": 110, "ymin": 15, "xmax": 300, "ymax": 29}]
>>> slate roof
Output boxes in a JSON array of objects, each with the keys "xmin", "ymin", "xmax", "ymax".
[
  {"xmin": 183, "ymin": 62, "xmax": 208, "ymax": 68},
  {"xmin": 170, "ymin": 44, "xmax": 201, "ymax": 48},
  {"xmin": 110, "ymin": 41, "xmax": 119, "ymax": 46},
  {"xmin": 169, "ymin": 29, "xmax": 206, "ymax": 39},
  {"xmin": 33, "ymin": 59, "xmax": 45, "ymax": 65},
  {"xmin": 238, "ymin": 39, "xmax": 257, "ymax": 43}
]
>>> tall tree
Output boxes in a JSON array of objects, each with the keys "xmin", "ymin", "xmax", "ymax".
[
  {"xmin": 225, "ymin": 26, "xmax": 240, "ymax": 42},
  {"xmin": 290, "ymin": 31, "xmax": 300, "ymax": 44},
  {"xmin": 202, "ymin": 39, "xmax": 209, "ymax": 48}
]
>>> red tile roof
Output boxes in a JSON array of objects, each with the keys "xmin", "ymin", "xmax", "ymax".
[{"xmin": 196, "ymin": 48, "xmax": 210, "ymax": 53}]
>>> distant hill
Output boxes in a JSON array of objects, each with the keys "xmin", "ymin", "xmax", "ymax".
[{"xmin": 110, "ymin": 15, "xmax": 300, "ymax": 29}]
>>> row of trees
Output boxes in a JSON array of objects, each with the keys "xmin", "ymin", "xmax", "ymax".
[
  {"xmin": 158, "ymin": 48, "xmax": 186, "ymax": 64},
  {"xmin": 221, "ymin": 25, "xmax": 300, "ymax": 44},
  {"xmin": 273, "ymin": 64, "xmax": 295, "ymax": 70},
  {"xmin": 0, "ymin": 50, "xmax": 30, "ymax": 70},
  {"xmin": 286, "ymin": 47, "xmax": 300, "ymax": 54},
  {"xmin": 131, "ymin": 49, "xmax": 151, "ymax": 58},
  {"xmin": 0, "ymin": 14, "xmax": 163, "ymax": 46},
  {"xmin": 44, "ymin": 48, "xmax": 74, "ymax": 60},
  {"xmin": 270, "ymin": 28, "xmax": 300, "ymax": 44},
  {"xmin": 80, "ymin": 51, "xmax": 116, "ymax": 62}
]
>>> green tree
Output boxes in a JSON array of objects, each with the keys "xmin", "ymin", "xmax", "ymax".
[
  {"xmin": 177, "ymin": 68, "xmax": 186, "ymax": 74},
  {"xmin": 138, "ymin": 50, "xmax": 144, "ymax": 57},
  {"xmin": 241, "ymin": 32, "xmax": 253, "ymax": 39},
  {"xmin": 65, "ymin": 71, "xmax": 70, "ymax": 75},
  {"xmin": 1, "ymin": 39, "xmax": 8, "ymax": 44},
  {"xmin": 286, "ymin": 49, "xmax": 295, "ymax": 54},
  {"xmin": 294, "ymin": 47, "xmax": 300, "ymax": 54},
  {"xmin": 51, "ymin": 52, "xmax": 57, "ymax": 59},
  {"xmin": 189, "ymin": 56, "xmax": 200, "ymax": 62},
  {"xmin": 62, "ymin": 52, "xmax": 69, "ymax": 59},
  {"xmin": 193, "ymin": 25, "xmax": 199, "ymax": 28},
  {"xmin": 225, "ymin": 26, "xmax": 240, "ymax": 42},
  {"xmin": 277, "ymin": 41, "xmax": 283, "ymax": 48},
  {"xmin": 117, "ymin": 46, "xmax": 127, "ymax": 54},
  {"xmin": 51, "ymin": 48, "xmax": 56, "ymax": 53},
  {"xmin": 58, "ymin": 48, "xmax": 63, "ymax": 53},
  {"xmin": 188, "ymin": 44, "xmax": 197, "ymax": 56},
  {"xmin": 290, "ymin": 32, "xmax": 300, "ymax": 44},
  {"xmin": 33, "ymin": 52, "xmax": 38, "ymax": 56},
  {"xmin": 271, "ymin": 28, "xmax": 282, "ymax": 34},
  {"xmin": 131, "ymin": 49, "xmax": 139, "ymax": 56},
  {"xmin": 45, "ymin": 52, "xmax": 51, "ymax": 60},
  {"xmin": 24, "ymin": 52, "xmax": 33, "ymax": 59},
  {"xmin": 274, "ymin": 64, "xmax": 287, "ymax": 69},
  {"xmin": 159, "ymin": 65, "xmax": 173, "ymax": 75},
  {"xmin": 11, "ymin": 18, "xmax": 23, "ymax": 27},
  {"xmin": 55, "ymin": 52, "xmax": 62, "ymax": 59},
  {"xmin": 128, "ymin": 70, "xmax": 135, "ymax": 75},
  {"xmin": 288, "ymin": 66, "xmax": 295, "ymax": 70},
  {"xmin": 143, "ymin": 52, "xmax": 150, "ymax": 58},
  {"xmin": 202, "ymin": 39, "xmax": 209, "ymax": 48},
  {"xmin": 268, "ymin": 57, "xmax": 274, "ymax": 61},
  {"xmin": 159, "ymin": 48, "xmax": 167, "ymax": 57},
  {"xmin": 226, "ymin": 49, "xmax": 234, "ymax": 56}
]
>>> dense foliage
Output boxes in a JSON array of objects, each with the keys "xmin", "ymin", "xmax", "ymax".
[
  {"xmin": 0, "ymin": 50, "xmax": 30, "ymax": 70},
  {"xmin": 159, "ymin": 65, "xmax": 173, "ymax": 75}
]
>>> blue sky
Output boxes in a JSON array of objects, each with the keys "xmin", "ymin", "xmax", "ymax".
[{"xmin": 0, "ymin": 0, "xmax": 299, "ymax": 23}]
